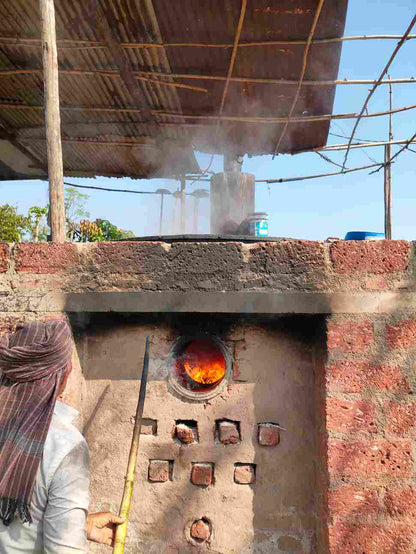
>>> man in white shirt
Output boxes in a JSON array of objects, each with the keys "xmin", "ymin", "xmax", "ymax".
[{"xmin": 0, "ymin": 320, "xmax": 123, "ymax": 552}]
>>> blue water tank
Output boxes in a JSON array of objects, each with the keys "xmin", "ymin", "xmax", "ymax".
[{"xmin": 344, "ymin": 231, "xmax": 385, "ymax": 241}]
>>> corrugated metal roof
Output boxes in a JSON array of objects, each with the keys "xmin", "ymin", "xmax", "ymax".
[{"xmin": 0, "ymin": 0, "xmax": 348, "ymax": 180}]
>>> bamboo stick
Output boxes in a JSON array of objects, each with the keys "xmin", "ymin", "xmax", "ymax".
[
  {"xmin": 342, "ymin": 14, "xmax": 416, "ymax": 170},
  {"xmin": 273, "ymin": 0, "xmax": 325, "ymax": 156},
  {"xmin": 1, "ymin": 67, "xmax": 415, "ymax": 87},
  {"xmin": 19, "ymin": 135, "xmax": 416, "ymax": 150},
  {"xmin": 384, "ymin": 76, "xmax": 393, "ymax": 239},
  {"xmin": 20, "ymin": 137, "xmax": 153, "ymax": 146},
  {"xmin": 312, "ymin": 138, "xmax": 416, "ymax": 153},
  {"xmin": 135, "ymin": 74, "xmax": 416, "ymax": 87},
  {"xmin": 0, "ymin": 69, "xmax": 207, "ymax": 93},
  {"xmin": 0, "ymin": 34, "xmax": 415, "ymax": 50},
  {"xmin": 113, "ymin": 337, "xmax": 150, "ymax": 554},
  {"xmin": 2, "ymin": 102, "xmax": 416, "ymax": 125},
  {"xmin": 134, "ymin": 75, "xmax": 208, "ymax": 93},
  {"xmin": 215, "ymin": 0, "xmax": 247, "ymax": 140}
]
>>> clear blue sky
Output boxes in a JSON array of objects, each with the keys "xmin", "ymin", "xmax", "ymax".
[{"xmin": 1, "ymin": 0, "xmax": 415, "ymax": 240}]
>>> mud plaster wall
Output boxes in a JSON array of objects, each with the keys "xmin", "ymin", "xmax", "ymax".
[{"xmin": 74, "ymin": 315, "xmax": 319, "ymax": 554}]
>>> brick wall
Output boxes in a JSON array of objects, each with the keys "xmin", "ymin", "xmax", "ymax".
[
  {"xmin": 0, "ymin": 239, "xmax": 413, "ymax": 294},
  {"xmin": 323, "ymin": 316, "xmax": 416, "ymax": 553}
]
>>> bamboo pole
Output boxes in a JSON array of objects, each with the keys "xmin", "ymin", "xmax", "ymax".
[
  {"xmin": 113, "ymin": 337, "xmax": 150, "ymax": 554},
  {"xmin": 39, "ymin": 0, "xmax": 66, "ymax": 242},
  {"xmin": 2, "ymin": 101, "xmax": 416, "ymax": 126},
  {"xmin": 215, "ymin": 0, "xmax": 247, "ymax": 144},
  {"xmin": 1, "ymin": 34, "xmax": 415, "ymax": 50},
  {"xmin": 384, "ymin": 144, "xmax": 392, "ymax": 239},
  {"xmin": 312, "ymin": 138, "xmax": 416, "ymax": 153},
  {"xmin": 2, "ymin": 67, "xmax": 415, "ymax": 87},
  {"xmin": 384, "ymin": 76, "xmax": 393, "ymax": 239},
  {"xmin": 273, "ymin": 0, "xmax": 325, "ymax": 156}
]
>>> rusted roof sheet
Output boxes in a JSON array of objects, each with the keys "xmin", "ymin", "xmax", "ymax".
[{"xmin": 0, "ymin": 0, "xmax": 348, "ymax": 180}]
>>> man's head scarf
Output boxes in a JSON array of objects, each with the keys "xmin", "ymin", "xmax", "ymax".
[{"xmin": 0, "ymin": 320, "xmax": 73, "ymax": 526}]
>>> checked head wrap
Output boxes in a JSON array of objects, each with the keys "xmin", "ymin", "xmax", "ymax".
[{"xmin": 0, "ymin": 320, "xmax": 73, "ymax": 526}]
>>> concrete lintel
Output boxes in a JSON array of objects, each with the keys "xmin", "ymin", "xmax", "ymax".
[{"xmin": 8, "ymin": 290, "xmax": 416, "ymax": 315}]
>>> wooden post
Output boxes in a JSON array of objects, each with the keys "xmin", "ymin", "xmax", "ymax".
[
  {"xmin": 40, "ymin": 0, "xmax": 66, "ymax": 242},
  {"xmin": 384, "ymin": 75, "xmax": 393, "ymax": 240},
  {"xmin": 180, "ymin": 175, "xmax": 186, "ymax": 234}
]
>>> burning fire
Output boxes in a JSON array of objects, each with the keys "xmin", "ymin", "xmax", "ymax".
[{"xmin": 178, "ymin": 339, "xmax": 226, "ymax": 386}]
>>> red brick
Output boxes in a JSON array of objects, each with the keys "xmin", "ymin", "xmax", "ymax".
[
  {"xmin": 258, "ymin": 423, "xmax": 280, "ymax": 446},
  {"xmin": 175, "ymin": 423, "xmax": 196, "ymax": 444},
  {"xmin": 190, "ymin": 519, "xmax": 210, "ymax": 542},
  {"xmin": 385, "ymin": 486, "xmax": 416, "ymax": 519},
  {"xmin": 328, "ymin": 486, "xmax": 379, "ymax": 519},
  {"xmin": 328, "ymin": 440, "xmax": 412, "ymax": 477},
  {"xmin": 148, "ymin": 460, "xmax": 169, "ymax": 482},
  {"xmin": 234, "ymin": 464, "xmax": 255, "ymax": 485},
  {"xmin": 248, "ymin": 240, "xmax": 326, "ymax": 275},
  {"xmin": 89, "ymin": 241, "xmax": 168, "ymax": 275},
  {"xmin": 328, "ymin": 522, "xmax": 412, "ymax": 554},
  {"xmin": 191, "ymin": 463, "xmax": 213, "ymax": 486},
  {"xmin": 330, "ymin": 240, "xmax": 409, "ymax": 274},
  {"xmin": 387, "ymin": 320, "xmax": 416, "ymax": 350},
  {"xmin": 327, "ymin": 319, "xmax": 374, "ymax": 353},
  {"xmin": 326, "ymin": 398, "xmax": 377, "ymax": 434},
  {"xmin": 326, "ymin": 360, "xmax": 410, "ymax": 393},
  {"xmin": 0, "ymin": 243, "xmax": 8, "ymax": 272},
  {"xmin": 14, "ymin": 243, "xmax": 78, "ymax": 273},
  {"xmin": 218, "ymin": 421, "xmax": 240, "ymax": 444},
  {"xmin": 386, "ymin": 402, "xmax": 416, "ymax": 437}
]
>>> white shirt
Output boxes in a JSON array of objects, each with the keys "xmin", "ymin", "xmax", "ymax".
[{"xmin": 0, "ymin": 401, "xmax": 89, "ymax": 553}]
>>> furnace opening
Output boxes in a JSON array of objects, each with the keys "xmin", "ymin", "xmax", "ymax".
[
  {"xmin": 169, "ymin": 336, "xmax": 229, "ymax": 400},
  {"xmin": 176, "ymin": 338, "xmax": 225, "ymax": 391}
]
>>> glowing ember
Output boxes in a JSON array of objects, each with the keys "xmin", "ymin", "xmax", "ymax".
[{"xmin": 178, "ymin": 339, "xmax": 226, "ymax": 386}]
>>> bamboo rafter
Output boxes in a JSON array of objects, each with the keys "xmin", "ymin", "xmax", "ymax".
[
  {"xmin": 18, "ymin": 137, "xmax": 153, "ymax": 146},
  {"xmin": 273, "ymin": 0, "xmax": 325, "ymax": 157},
  {"xmin": 1, "ymin": 102, "xmax": 416, "ymax": 126},
  {"xmin": 342, "ymin": 14, "xmax": 416, "ymax": 170},
  {"xmin": 18, "ymin": 135, "xmax": 416, "ymax": 151},
  {"xmin": 0, "ymin": 34, "xmax": 415, "ymax": 50},
  {"xmin": 214, "ymin": 0, "xmax": 247, "ymax": 144},
  {"xmin": 0, "ymin": 68, "xmax": 208, "ymax": 93},
  {"xmin": 1, "ymin": 67, "xmax": 415, "ymax": 88},
  {"xmin": 315, "ymin": 138, "xmax": 416, "ymax": 153}
]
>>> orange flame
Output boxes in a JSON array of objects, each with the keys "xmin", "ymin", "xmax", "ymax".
[{"xmin": 179, "ymin": 339, "xmax": 226, "ymax": 386}]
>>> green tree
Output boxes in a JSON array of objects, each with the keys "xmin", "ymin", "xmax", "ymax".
[
  {"xmin": 95, "ymin": 219, "xmax": 134, "ymax": 241},
  {"xmin": 65, "ymin": 188, "xmax": 90, "ymax": 224},
  {"xmin": 27, "ymin": 206, "xmax": 48, "ymax": 242},
  {"xmin": 0, "ymin": 205, "xmax": 29, "ymax": 242}
]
